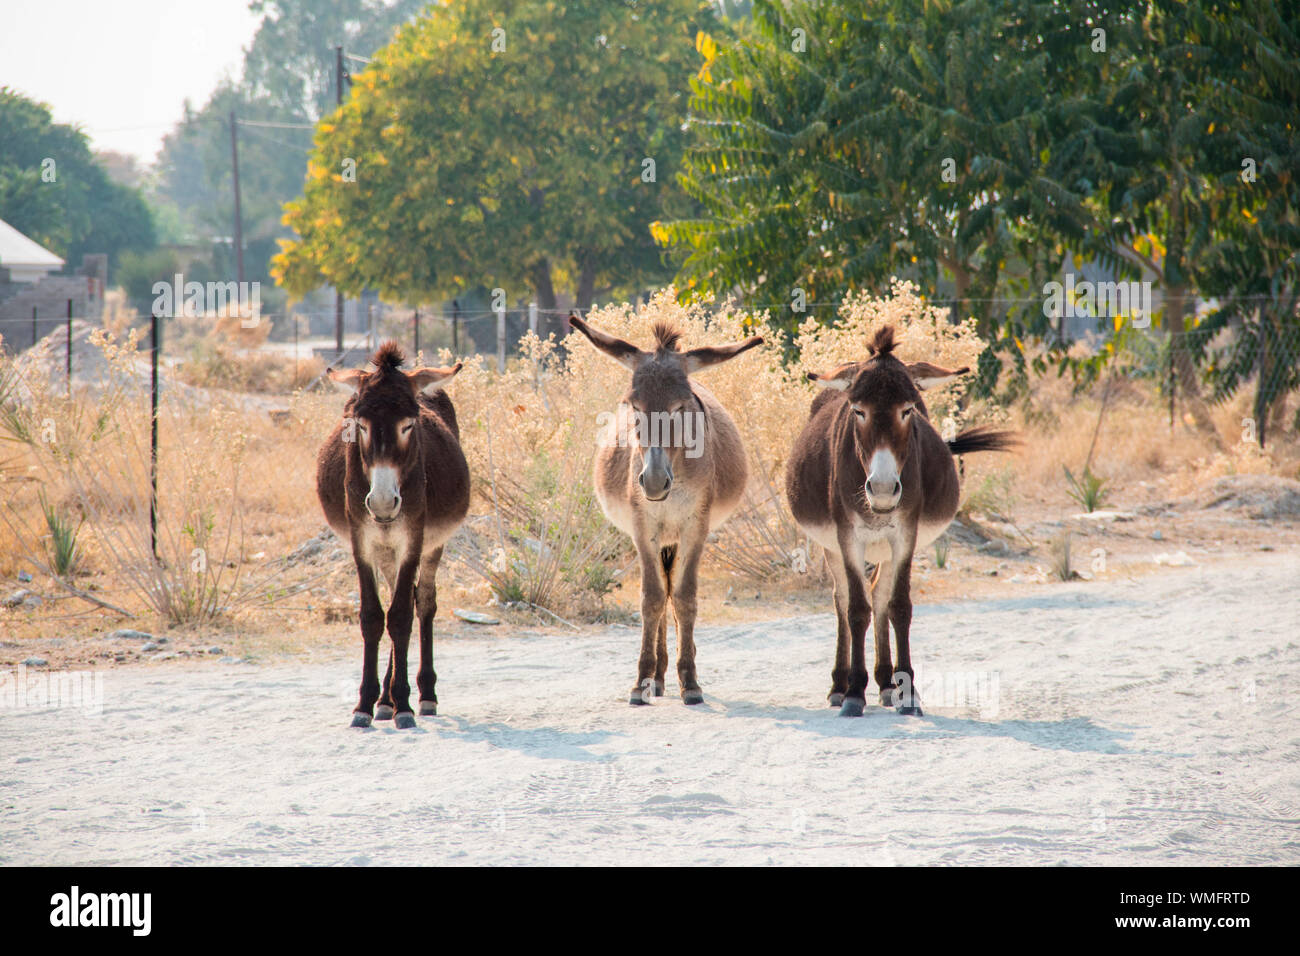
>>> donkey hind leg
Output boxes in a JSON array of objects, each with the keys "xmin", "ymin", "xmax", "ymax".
[
  {"xmin": 374, "ymin": 563, "xmax": 398, "ymax": 721},
  {"xmin": 825, "ymin": 552, "xmax": 852, "ymax": 707},
  {"xmin": 652, "ymin": 546, "xmax": 675, "ymax": 697},
  {"xmin": 870, "ymin": 562, "xmax": 896, "ymax": 708},
  {"xmin": 375, "ymin": 652, "xmax": 396, "ymax": 721},
  {"xmin": 415, "ymin": 547, "xmax": 444, "ymax": 716}
]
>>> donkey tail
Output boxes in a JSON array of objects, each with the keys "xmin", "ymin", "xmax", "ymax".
[{"xmin": 947, "ymin": 425, "xmax": 1019, "ymax": 456}]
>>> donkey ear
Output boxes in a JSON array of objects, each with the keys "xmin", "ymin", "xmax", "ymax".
[
  {"xmin": 905, "ymin": 361, "xmax": 970, "ymax": 390},
  {"xmin": 407, "ymin": 362, "xmax": 463, "ymax": 394},
  {"xmin": 807, "ymin": 363, "xmax": 859, "ymax": 391},
  {"xmin": 327, "ymin": 367, "xmax": 365, "ymax": 392},
  {"xmin": 568, "ymin": 311, "xmax": 644, "ymax": 371},
  {"xmin": 681, "ymin": 336, "xmax": 763, "ymax": 375}
]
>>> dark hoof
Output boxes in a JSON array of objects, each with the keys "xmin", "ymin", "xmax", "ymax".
[
  {"xmin": 653, "ymin": 679, "xmax": 665, "ymax": 697},
  {"xmin": 828, "ymin": 692, "xmax": 845, "ymax": 707},
  {"xmin": 374, "ymin": 704, "xmax": 395, "ymax": 721},
  {"xmin": 878, "ymin": 689, "xmax": 896, "ymax": 708},
  {"xmin": 838, "ymin": 697, "xmax": 866, "ymax": 718},
  {"xmin": 629, "ymin": 693, "xmax": 651, "ymax": 706},
  {"xmin": 682, "ymin": 688, "xmax": 705, "ymax": 706},
  {"xmin": 350, "ymin": 712, "xmax": 373, "ymax": 728},
  {"xmin": 897, "ymin": 703, "xmax": 924, "ymax": 717},
  {"xmin": 418, "ymin": 700, "xmax": 437, "ymax": 716},
  {"xmin": 394, "ymin": 712, "xmax": 417, "ymax": 729}
]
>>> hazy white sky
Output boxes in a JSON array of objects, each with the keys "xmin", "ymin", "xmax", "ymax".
[{"xmin": 1, "ymin": 0, "xmax": 262, "ymax": 164}]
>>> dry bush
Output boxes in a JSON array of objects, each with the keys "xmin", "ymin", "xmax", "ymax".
[{"xmin": 0, "ymin": 330, "xmax": 337, "ymax": 626}]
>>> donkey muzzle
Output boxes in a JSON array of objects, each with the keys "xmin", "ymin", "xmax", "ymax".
[
  {"xmin": 865, "ymin": 449, "xmax": 902, "ymax": 512},
  {"xmin": 365, "ymin": 466, "xmax": 402, "ymax": 522},
  {"xmin": 639, "ymin": 447, "xmax": 673, "ymax": 501}
]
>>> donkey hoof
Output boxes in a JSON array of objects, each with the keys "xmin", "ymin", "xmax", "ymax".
[
  {"xmin": 878, "ymin": 689, "xmax": 896, "ymax": 708},
  {"xmin": 681, "ymin": 688, "xmax": 705, "ymax": 706},
  {"xmin": 896, "ymin": 703, "xmax": 924, "ymax": 717},
  {"xmin": 653, "ymin": 680, "xmax": 665, "ymax": 697},
  {"xmin": 394, "ymin": 712, "xmax": 417, "ymax": 729},
  {"xmin": 418, "ymin": 700, "xmax": 438, "ymax": 716},
  {"xmin": 828, "ymin": 692, "xmax": 845, "ymax": 707},
  {"xmin": 838, "ymin": 697, "xmax": 866, "ymax": 718},
  {"xmin": 629, "ymin": 689, "xmax": 652, "ymax": 706},
  {"xmin": 349, "ymin": 712, "xmax": 373, "ymax": 728},
  {"xmin": 374, "ymin": 704, "xmax": 395, "ymax": 721}
]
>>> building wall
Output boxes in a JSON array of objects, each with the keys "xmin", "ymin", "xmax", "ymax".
[{"xmin": 0, "ymin": 255, "xmax": 106, "ymax": 353}]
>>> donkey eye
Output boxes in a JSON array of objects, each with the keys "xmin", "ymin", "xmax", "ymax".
[
  {"xmin": 901, "ymin": 407, "xmax": 913, "ymax": 419},
  {"xmin": 853, "ymin": 409, "xmax": 866, "ymax": 420}
]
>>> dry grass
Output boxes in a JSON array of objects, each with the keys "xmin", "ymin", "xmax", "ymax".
[{"xmin": 2, "ymin": 281, "xmax": 1298, "ymax": 648}]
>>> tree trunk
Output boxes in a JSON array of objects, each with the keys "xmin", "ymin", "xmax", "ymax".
[
  {"xmin": 1162, "ymin": 182, "xmax": 1224, "ymax": 449},
  {"xmin": 575, "ymin": 252, "xmax": 597, "ymax": 313},
  {"xmin": 528, "ymin": 258, "xmax": 563, "ymax": 341}
]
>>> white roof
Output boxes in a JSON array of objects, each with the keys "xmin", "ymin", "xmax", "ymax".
[{"xmin": 0, "ymin": 217, "xmax": 64, "ymax": 269}]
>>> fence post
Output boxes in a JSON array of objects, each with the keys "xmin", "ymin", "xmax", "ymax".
[
  {"xmin": 66, "ymin": 299, "xmax": 72, "ymax": 395},
  {"xmin": 496, "ymin": 303, "xmax": 506, "ymax": 373},
  {"xmin": 1169, "ymin": 331, "xmax": 1176, "ymax": 431},
  {"xmin": 150, "ymin": 305, "xmax": 160, "ymax": 563},
  {"xmin": 413, "ymin": 308, "xmax": 420, "ymax": 360},
  {"xmin": 452, "ymin": 300, "xmax": 460, "ymax": 356},
  {"xmin": 31, "ymin": 305, "xmax": 36, "ymax": 351}
]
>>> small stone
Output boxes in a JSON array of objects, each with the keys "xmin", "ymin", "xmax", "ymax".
[
  {"xmin": 1150, "ymin": 530, "xmax": 1164, "ymax": 541},
  {"xmin": 141, "ymin": 642, "xmax": 160, "ymax": 652},
  {"xmin": 3, "ymin": 590, "xmax": 32, "ymax": 608},
  {"xmin": 152, "ymin": 652, "xmax": 177, "ymax": 662},
  {"xmin": 22, "ymin": 657, "xmax": 47, "ymax": 667},
  {"xmin": 207, "ymin": 646, "xmax": 223, "ymax": 655},
  {"xmin": 106, "ymin": 629, "xmax": 154, "ymax": 641}
]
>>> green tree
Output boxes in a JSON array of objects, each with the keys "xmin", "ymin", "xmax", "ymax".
[
  {"xmin": 273, "ymin": 0, "xmax": 717, "ymax": 339},
  {"xmin": 655, "ymin": 0, "xmax": 1107, "ymax": 334},
  {"xmin": 0, "ymin": 88, "xmax": 156, "ymax": 272}
]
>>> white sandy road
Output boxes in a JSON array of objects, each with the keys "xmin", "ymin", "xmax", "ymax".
[{"xmin": 2, "ymin": 554, "xmax": 1297, "ymax": 866}]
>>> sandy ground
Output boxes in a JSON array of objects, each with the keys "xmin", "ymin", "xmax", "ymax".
[{"xmin": 2, "ymin": 550, "xmax": 1297, "ymax": 866}]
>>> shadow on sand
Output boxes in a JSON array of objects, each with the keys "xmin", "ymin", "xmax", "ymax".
[{"xmin": 706, "ymin": 697, "xmax": 1135, "ymax": 754}]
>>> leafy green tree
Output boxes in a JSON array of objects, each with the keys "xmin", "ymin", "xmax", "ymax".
[
  {"xmin": 655, "ymin": 0, "xmax": 1108, "ymax": 334},
  {"xmin": 0, "ymin": 88, "xmax": 156, "ymax": 272},
  {"xmin": 274, "ymin": 0, "xmax": 717, "ymax": 338}
]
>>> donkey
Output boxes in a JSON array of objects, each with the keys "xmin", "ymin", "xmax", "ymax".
[
  {"xmin": 786, "ymin": 325, "xmax": 1016, "ymax": 717},
  {"xmin": 317, "ymin": 342, "xmax": 470, "ymax": 728},
  {"xmin": 569, "ymin": 313, "xmax": 762, "ymax": 706}
]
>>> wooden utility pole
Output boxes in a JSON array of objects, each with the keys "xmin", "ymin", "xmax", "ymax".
[
  {"xmin": 333, "ymin": 46, "xmax": 350, "ymax": 355},
  {"xmin": 229, "ymin": 111, "xmax": 245, "ymax": 286}
]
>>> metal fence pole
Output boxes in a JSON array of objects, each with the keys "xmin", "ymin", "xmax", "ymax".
[
  {"xmin": 413, "ymin": 308, "xmax": 420, "ymax": 359},
  {"xmin": 150, "ymin": 306, "xmax": 160, "ymax": 563},
  {"xmin": 65, "ymin": 298, "xmax": 72, "ymax": 395}
]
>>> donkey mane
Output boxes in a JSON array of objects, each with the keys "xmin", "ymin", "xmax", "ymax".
[
  {"xmin": 867, "ymin": 325, "xmax": 897, "ymax": 358},
  {"xmin": 651, "ymin": 321, "xmax": 684, "ymax": 353},
  {"xmin": 372, "ymin": 341, "xmax": 407, "ymax": 372}
]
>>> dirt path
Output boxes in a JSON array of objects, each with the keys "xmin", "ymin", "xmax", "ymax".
[{"xmin": 2, "ymin": 553, "xmax": 1297, "ymax": 865}]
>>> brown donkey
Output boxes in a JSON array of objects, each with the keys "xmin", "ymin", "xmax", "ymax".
[
  {"xmin": 317, "ymin": 342, "xmax": 470, "ymax": 728},
  {"xmin": 786, "ymin": 326, "xmax": 1016, "ymax": 717},
  {"xmin": 569, "ymin": 314, "xmax": 761, "ymax": 706}
]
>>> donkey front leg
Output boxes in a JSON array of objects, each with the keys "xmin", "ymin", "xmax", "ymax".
[
  {"xmin": 824, "ymin": 552, "xmax": 851, "ymax": 706},
  {"xmin": 837, "ymin": 534, "xmax": 872, "ymax": 717},
  {"xmin": 414, "ymin": 547, "xmax": 444, "ymax": 716},
  {"xmin": 669, "ymin": 532, "xmax": 708, "ymax": 705},
  {"xmin": 887, "ymin": 549, "xmax": 922, "ymax": 717},
  {"xmin": 385, "ymin": 558, "xmax": 421, "ymax": 728},
  {"xmin": 351, "ymin": 565, "xmax": 385, "ymax": 728},
  {"xmin": 631, "ymin": 542, "xmax": 669, "ymax": 705},
  {"xmin": 870, "ymin": 562, "xmax": 895, "ymax": 708}
]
